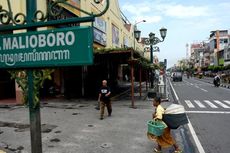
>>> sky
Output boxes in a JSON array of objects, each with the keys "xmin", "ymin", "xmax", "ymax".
[{"xmin": 119, "ymin": 0, "xmax": 230, "ymax": 68}]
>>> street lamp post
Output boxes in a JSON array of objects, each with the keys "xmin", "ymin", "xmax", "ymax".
[
  {"xmin": 148, "ymin": 27, "xmax": 167, "ymax": 88},
  {"xmin": 130, "ymin": 20, "xmax": 146, "ymax": 108}
]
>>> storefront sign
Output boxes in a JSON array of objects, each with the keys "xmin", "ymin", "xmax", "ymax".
[
  {"xmin": 112, "ymin": 24, "xmax": 119, "ymax": 45},
  {"xmin": 0, "ymin": 26, "xmax": 93, "ymax": 68},
  {"xmin": 94, "ymin": 28, "xmax": 106, "ymax": 46},
  {"xmin": 94, "ymin": 17, "xmax": 106, "ymax": 33}
]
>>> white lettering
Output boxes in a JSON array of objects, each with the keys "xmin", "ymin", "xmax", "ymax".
[
  {"xmin": 25, "ymin": 36, "xmax": 29, "ymax": 48},
  {"xmin": 3, "ymin": 38, "xmax": 11, "ymax": 50},
  {"xmin": 30, "ymin": 35, "xmax": 38, "ymax": 48},
  {"xmin": 18, "ymin": 37, "xmax": 25, "ymax": 49},
  {"xmin": 65, "ymin": 31, "xmax": 75, "ymax": 46},
  {"xmin": 11, "ymin": 37, "xmax": 19, "ymax": 49},
  {"xmin": 47, "ymin": 33, "xmax": 56, "ymax": 47},
  {"xmin": 38, "ymin": 34, "xmax": 46, "ymax": 47},
  {"xmin": 2, "ymin": 30, "xmax": 76, "ymax": 51},
  {"xmin": 56, "ymin": 32, "xmax": 65, "ymax": 46}
]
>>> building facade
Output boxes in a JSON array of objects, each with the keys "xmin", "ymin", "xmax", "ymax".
[
  {"xmin": 188, "ymin": 30, "xmax": 229, "ymax": 69},
  {"xmin": 190, "ymin": 42, "xmax": 206, "ymax": 69},
  {"xmin": 209, "ymin": 30, "xmax": 229, "ymax": 66},
  {"xmin": 0, "ymin": 0, "xmax": 146, "ymax": 103}
]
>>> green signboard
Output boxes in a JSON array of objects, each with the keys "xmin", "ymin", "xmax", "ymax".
[{"xmin": 0, "ymin": 26, "xmax": 93, "ymax": 68}]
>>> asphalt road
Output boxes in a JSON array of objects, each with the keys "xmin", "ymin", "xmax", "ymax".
[{"xmin": 170, "ymin": 76, "xmax": 230, "ymax": 153}]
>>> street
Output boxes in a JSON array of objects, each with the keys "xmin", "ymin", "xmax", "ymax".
[
  {"xmin": 170, "ymin": 76, "xmax": 230, "ymax": 153},
  {"xmin": 1, "ymin": 77, "xmax": 229, "ymax": 153}
]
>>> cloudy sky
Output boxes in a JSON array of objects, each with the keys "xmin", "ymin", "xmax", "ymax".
[{"xmin": 119, "ymin": 0, "xmax": 230, "ymax": 67}]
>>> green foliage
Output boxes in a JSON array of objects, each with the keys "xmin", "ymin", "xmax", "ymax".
[
  {"xmin": 8, "ymin": 69, "xmax": 54, "ymax": 108},
  {"xmin": 208, "ymin": 65, "xmax": 225, "ymax": 72},
  {"xmin": 94, "ymin": 47, "xmax": 132, "ymax": 54},
  {"xmin": 224, "ymin": 64, "xmax": 230, "ymax": 70}
]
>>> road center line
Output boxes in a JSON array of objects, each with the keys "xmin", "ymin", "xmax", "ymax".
[
  {"xmin": 200, "ymin": 88, "xmax": 208, "ymax": 92},
  {"xmin": 186, "ymin": 79, "xmax": 208, "ymax": 92},
  {"xmin": 192, "ymin": 78, "xmax": 230, "ymax": 91},
  {"xmin": 168, "ymin": 78, "xmax": 205, "ymax": 153},
  {"xmin": 186, "ymin": 111, "xmax": 230, "ymax": 114}
]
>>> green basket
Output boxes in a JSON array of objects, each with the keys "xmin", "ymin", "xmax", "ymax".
[{"xmin": 147, "ymin": 120, "xmax": 167, "ymax": 136}]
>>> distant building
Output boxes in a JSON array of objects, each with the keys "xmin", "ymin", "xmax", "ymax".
[
  {"xmin": 209, "ymin": 30, "xmax": 229, "ymax": 66},
  {"xmin": 190, "ymin": 42, "xmax": 206, "ymax": 68},
  {"xmin": 224, "ymin": 43, "xmax": 230, "ymax": 66}
]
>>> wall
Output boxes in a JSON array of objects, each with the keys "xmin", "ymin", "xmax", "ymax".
[{"xmin": 80, "ymin": 0, "xmax": 144, "ymax": 51}]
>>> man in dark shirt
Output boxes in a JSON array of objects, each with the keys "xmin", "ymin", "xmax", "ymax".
[{"xmin": 98, "ymin": 80, "xmax": 112, "ymax": 120}]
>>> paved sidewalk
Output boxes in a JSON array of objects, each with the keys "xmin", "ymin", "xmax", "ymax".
[
  {"xmin": 0, "ymin": 82, "xmax": 191, "ymax": 153},
  {"xmin": 0, "ymin": 99, "xmax": 159, "ymax": 153}
]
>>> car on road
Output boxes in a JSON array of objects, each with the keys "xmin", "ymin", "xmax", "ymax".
[{"xmin": 172, "ymin": 72, "xmax": 183, "ymax": 81}]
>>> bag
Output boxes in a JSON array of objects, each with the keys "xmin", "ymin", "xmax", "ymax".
[
  {"xmin": 162, "ymin": 113, "xmax": 188, "ymax": 129},
  {"xmin": 164, "ymin": 104, "xmax": 185, "ymax": 114}
]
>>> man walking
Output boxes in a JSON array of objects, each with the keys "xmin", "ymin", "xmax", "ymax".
[{"xmin": 98, "ymin": 80, "xmax": 112, "ymax": 120}]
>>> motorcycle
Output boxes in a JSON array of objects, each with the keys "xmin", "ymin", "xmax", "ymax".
[{"xmin": 213, "ymin": 79, "xmax": 220, "ymax": 87}]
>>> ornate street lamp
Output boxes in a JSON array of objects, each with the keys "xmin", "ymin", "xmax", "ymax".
[
  {"xmin": 147, "ymin": 27, "xmax": 167, "ymax": 88},
  {"xmin": 148, "ymin": 27, "xmax": 167, "ymax": 63},
  {"xmin": 134, "ymin": 29, "xmax": 141, "ymax": 41},
  {"xmin": 132, "ymin": 20, "xmax": 146, "ymax": 59},
  {"xmin": 160, "ymin": 27, "xmax": 167, "ymax": 40}
]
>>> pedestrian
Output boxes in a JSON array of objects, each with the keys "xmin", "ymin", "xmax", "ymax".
[
  {"xmin": 147, "ymin": 96, "xmax": 182, "ymax": 153},
  {"xmin": 98, "ymin": 80, "xmax": 112, "ymax": 120}
]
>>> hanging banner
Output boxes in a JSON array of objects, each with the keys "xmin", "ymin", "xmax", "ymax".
[{"xmin": 0, "ymin": 26, "xmax": 93, "ymax": 68}]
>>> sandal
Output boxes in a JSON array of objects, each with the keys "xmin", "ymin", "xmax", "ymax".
[{"xmin": 153, "ymin": 148, "xmax": 162, "ymax": 153}]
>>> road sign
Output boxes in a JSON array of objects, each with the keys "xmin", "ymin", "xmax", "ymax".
[{"xmin": 0, "ymin": 26, "xmax": 93, "ymax": 68}]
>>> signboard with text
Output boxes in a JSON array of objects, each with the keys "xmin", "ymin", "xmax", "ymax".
[{"xmin": 0, "ymin": 26, "xmax": 93, "ymax": 68}]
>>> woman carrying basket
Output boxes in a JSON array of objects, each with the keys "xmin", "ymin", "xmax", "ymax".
[{"xmin": 147, "ymin": 96, "xmax": 182, "ymax": 153}]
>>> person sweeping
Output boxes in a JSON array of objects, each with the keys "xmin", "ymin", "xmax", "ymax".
[{"xmin": 147, "ymin": 96, "xmax": 182, "ymax": 153}]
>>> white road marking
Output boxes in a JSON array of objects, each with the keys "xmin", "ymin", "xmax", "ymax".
[
  {"xmin": 185, "ymin": 100, "xmax": 195, "ymax": 108},
  {"xmin": 223, "ymin": 100, "xmax": 230, "ymax": 105},
  {"xmin": 195, "ymin": 86, "xmax": 199, "ymax": 88},
  {"xmin": 168, "ymin": 78, "xmax": 205, "ymax": 153},
  {"xmin": 194, "ymin": 100, "xmax": 206, "ymax": 108},
  {"xmin": 203, "ymin": 100, "xmax": 218, "ymax": 108},
  {"xmin": 187, "ymin": 120, "xmax": 206, "ymax": 153},
  {"xmin": 186, "ymin": 111, "xmax": 230, "ymax": 114},
  {"xmin": 192, "ymin": 78, "xmax": 230, "ymax": 91},
  {"xmin": 169, "ymin": 79, "xmax": 179, "ymax": 100},
  {"xmin": 213, "ymin": 100, "xmax": 230, "ymax": 108},
  {"xmin": 200, "ymin": 88, "xmax": 208, "ymax": 92}
]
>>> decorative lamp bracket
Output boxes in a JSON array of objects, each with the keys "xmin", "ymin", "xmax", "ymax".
[{"xmin": 0, "ymin": 0, "xmax": 109, "ymax": 31}]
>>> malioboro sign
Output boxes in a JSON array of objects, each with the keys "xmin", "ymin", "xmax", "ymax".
[{"xmin": 0, "ymin": 26, "xmax": 93, "ymax": 68}]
